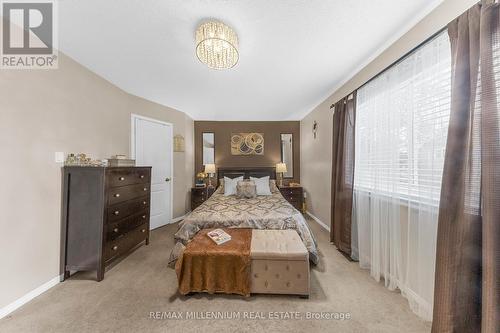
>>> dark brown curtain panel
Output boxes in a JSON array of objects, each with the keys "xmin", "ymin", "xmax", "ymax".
[
  {"xmin": 330, "ymin": 92, "xmax": 356, "ymax": 256},
  {"xmin": 432, "ymin": 2, "xmax": 500, "ymax": 333}
]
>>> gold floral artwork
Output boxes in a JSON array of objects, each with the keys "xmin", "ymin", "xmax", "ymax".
[{"xmin": 231, "ymin": 133, "xmax": 264, "ymax": 155}]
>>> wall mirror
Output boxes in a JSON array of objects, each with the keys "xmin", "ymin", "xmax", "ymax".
[
  {"xmin": 280, "ymin": 133, "xmax": 293, "ymax": 178},
  {"xmin": 202, "ymin": 132, "xmax": 215, "ymax": 165}
]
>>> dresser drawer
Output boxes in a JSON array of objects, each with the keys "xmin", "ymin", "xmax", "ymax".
[
  {"xmin": 191, "ymin": 200, "xmax": 205, "ymax": 210},
  {"xmin": 282, "ymin": 193, "xmax": 301, "ymax": 200},
  {"xmin": 104, "ymin": 223, "xmax": 149, "ymax": 261},
  {"xmin": 106, "ymin": 211, "xmax": 149, "ymax": 241},
  {"xmin": 280, "ymin": 188, "xmax": 302, "ymax": 195},
  {"xmin": 191, "ymin": 187, "xmax": 215, "ymax": 211},
  {"xmin": 63, "ymin": 166, "xmax": 151, "ymax": 282},
  {"xmin": 107, "ymin": 196, "xmax": 149, "ymax": 222},
  {"xmin": 191, "ymin": 187, "xmax": 206, "ymax": 195},
  {"xmin": 192, "ymin": 196, "xmax": 207, "ymax": 204},
  {"xmin": 285, "ymin": 197, "xmax": 301, "ymax": 205},
  {"xmin": 106, "ymin": 168, "xmax": 150, "ymax": 188},
  {"xmin": 279, "ymin": 187, "xmax": 303, "ymax": 212},
  {"xmin": 285, "ymin": 196, "xmax": 302, "ymax": 205},
  {"xmin": 107, "ymin": 183, "xmax": 150, "ymax": 206}
]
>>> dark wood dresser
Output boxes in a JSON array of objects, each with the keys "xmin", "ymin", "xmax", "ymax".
[
  {"xmin": 61, "ymin": 166, "xmax": 152, "ymax": 281},
  {"xmin": 279, "ymin": 186, "xmax": 304, "ymax": 212},
  {"xmin": 191, "ymin": 186, "xmax": 215, "ymax": 211}
]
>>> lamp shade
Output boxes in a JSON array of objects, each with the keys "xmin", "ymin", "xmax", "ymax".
[
  {"xmin": 276, "ymin": 163, "xmax": 287, "ymax": 173},
  {"xmin": 204, "ymin": 164, "xmax": 216, "ymax": 174}
]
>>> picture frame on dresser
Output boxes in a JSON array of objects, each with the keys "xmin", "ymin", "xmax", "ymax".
[{"xmin": 60, "ymin": 166, "xmax": 152, "ymax": 282}]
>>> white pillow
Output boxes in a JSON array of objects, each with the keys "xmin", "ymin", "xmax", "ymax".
[
  {"xmin": 250, "ymin": 176, "xmax": 272, "ymax": 196},
  {"xmin": 224, "ymin": 176, "xmax": 243, "ymax": 196}
]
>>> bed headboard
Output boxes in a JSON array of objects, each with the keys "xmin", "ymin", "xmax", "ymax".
[{"xmin": 217, "ymin": 167, "xmax": 276, "ymax": 180}]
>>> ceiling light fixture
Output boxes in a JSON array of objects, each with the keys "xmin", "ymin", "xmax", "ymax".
[{"xmin": 195, "ymin": 20, "xmax": 239, "ymax": 69}]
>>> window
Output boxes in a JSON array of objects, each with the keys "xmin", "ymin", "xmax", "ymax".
[{"xmin": 354, "ymin": 31, "xmax": 451, "ymax": 205}]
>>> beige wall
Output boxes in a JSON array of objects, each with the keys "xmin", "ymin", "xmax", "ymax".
[
  {"xmin": 300, "ymin": 0, "xmax": 478, "ymax": 224},
  {"xmin": 0, "ymin": 52, "xmax": 193, "ymax": 309}
]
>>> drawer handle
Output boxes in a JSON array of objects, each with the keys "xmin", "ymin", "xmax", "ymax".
[
  {"xmin": 141, "ymin": 229, "xmax": 146, "ymax": 233},
  {"xmin": 113, "ymin": 228, "xmax": 119, "ymax": 233},
  {"xmin": 143, "ymin": 187, "xmax": 147, "ymax": 191},
  {"xmin": 114, "ymin": 210, "xmax": 120, "ymax": 215},
  {"xmin": 119, "ymin": 177, "xmax": 125, "ymax": 181},
  {"xmin": 112, "ymin": 245, "xmax": 118, "ymax": 251},
  {"xmin": 140, "ymin": 175, "xmax": 145, "ymax": 179},
  {"xmin": 114, "ymin": 193, "xmax": 120, "ymax": 198},
  {"xmin": 143, "ymin": 201, "xmax": 147, "ymax": 205},
  {"xmin": 142, "ymin": 215, "xmax": 146, "ymax": 219}
]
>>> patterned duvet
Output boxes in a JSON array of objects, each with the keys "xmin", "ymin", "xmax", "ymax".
[{"xmin": 171, "ymin": 188, "xmax": 319, "ymax": 264}]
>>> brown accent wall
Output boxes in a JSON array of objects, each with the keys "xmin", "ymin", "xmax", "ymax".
[{"xmin": 194, "ymin": 121, "xmax": 300, "ymax": 183}]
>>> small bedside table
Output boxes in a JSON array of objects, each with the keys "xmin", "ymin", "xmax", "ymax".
[
  {"xmin": 279, "ymin": 186, "xmax": 304, "ymax": 212},
  {"xmin": 191, "ymin": 186, "xmax": 215, "ymax": 211}
]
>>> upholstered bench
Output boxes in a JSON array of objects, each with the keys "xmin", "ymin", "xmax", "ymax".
[{"xmin": 250, "ymin": 229, "xmax": 310, "ymax": 297}]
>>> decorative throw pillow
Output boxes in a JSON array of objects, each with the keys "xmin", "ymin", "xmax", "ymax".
[
  {"xmin": 250, "ymin": 176, "xmax": 272, "ymax": 196},
  {"xmin": 224, "ymin": 176, "xmax": 243, "ymax": 196},
  {"xmin": 269, "ymin": 179, "xmax": 279, "ymax": 193},
  {"xmin": 236, "ymin": 180, "xmax": 257, "ymax": 199}
]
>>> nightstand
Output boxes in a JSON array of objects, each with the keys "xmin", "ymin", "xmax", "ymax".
[
  {"xmin": 191, "ymin": 186, "xmax": 215, "ymax": 211},
  {"xmin": 278, "ymin": 186, "xmax": 304, "ymax": 212}
]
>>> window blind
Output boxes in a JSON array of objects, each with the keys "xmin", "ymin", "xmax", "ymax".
[{"xmin": 354, "ymin": 31, "xmax": 451, "ymax": 205}]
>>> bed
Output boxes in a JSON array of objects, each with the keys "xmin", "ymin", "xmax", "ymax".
[{"xmin": 170, "ymin": 167, "xmax": 319, "ymax": 265}]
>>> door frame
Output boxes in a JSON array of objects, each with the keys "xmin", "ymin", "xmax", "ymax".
[{"xmin": 130, "ymin": 113, "xmax": 174, "ymax": 227}]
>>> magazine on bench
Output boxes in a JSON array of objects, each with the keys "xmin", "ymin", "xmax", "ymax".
[{"xmin": 207, "ymin": 229, "xmax": 232, "ymax": 245}]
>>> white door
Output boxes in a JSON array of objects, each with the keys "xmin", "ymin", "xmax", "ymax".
[{"xmin": 132, "ymin": 115, "xmax": 173, "ymax": 230}]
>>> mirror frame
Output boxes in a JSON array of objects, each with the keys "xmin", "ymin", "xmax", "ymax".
[
  {"xmin": 202, "ymin": 132, "xmax": 215, "ymax": 166},
  {"xmin": 280, "ymin": 133, "xmax": 294, "ymax": 179}
]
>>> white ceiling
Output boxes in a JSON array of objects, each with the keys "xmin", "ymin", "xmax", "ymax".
[{"xmin": 59, "ymin": 0, "xmax": 443, "ymax": 120}]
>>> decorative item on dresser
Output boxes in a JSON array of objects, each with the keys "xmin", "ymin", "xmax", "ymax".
[
  {"xmin": 61, "ymin": 166, "xmax": 152, "ymax": 281},
  {"xmin": 279, "ymin": 185, "xmax": 304, "ymax": 212},
  {"xmin": 191, "ymin": 186, "xmax": 216, "ymax": 211}
]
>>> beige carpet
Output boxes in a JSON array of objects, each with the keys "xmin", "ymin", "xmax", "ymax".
[{"xmin": 0, "ymin": 216, "xmax": 430, "ymax": 333}]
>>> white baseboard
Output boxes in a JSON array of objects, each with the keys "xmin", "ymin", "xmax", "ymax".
[
  {"xmin": 172, "ymin": 213, "xmax": 189, "ymax": 223},
  {"xmin": 0, "ymin": 275, "xmax": 61, "ymax": 320},
  {"xmin": 151, "ymin": 213, "xmax": 189, "ymax": 230},
  {"xmin": 306, "ymin": 211, "xmax": 330, "ymax": 232},
  {"xmin": 0, "ymin": 213, "xmax": 191, "ymax": 320},
  {"xmin": 0, "ymin": 212, "xmax": 187, "ymax": 320}
]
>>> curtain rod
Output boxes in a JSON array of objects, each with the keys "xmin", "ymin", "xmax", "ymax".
[{"xmin": 330, "ymin": 25, "xmax": 448, "ymax": 110}]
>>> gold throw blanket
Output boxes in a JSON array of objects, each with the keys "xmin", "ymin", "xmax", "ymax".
[{"xmin": 175, "ymin": 228, "xmax": 252, "ymax": 296}]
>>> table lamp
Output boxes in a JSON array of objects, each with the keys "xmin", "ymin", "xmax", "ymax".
[
  {"xmin": 276, "ymin": 163, "xmax": 287, "ymax": 187},
  {"xmin": 204, "ymin": 164, "xmax": 216, "ymax": 188}
]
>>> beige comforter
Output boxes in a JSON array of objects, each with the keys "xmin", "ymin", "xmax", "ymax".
[{"xmin": 171, "ymin": 188, "xmax": 319, "ymax": 264}]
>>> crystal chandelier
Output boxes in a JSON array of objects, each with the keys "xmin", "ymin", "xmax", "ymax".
[{"xmin": 195, "ymin": 21, "xmax": 239, "ymax": 69}]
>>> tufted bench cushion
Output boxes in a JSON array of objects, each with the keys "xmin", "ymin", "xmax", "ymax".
[{"xmin": 250, "ymin": 230, "xmax": 310, "ymax": 296}]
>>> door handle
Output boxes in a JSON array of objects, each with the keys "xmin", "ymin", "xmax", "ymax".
[{"xmin": 165, "ymin": 177, "xmax": 171, "ymax": 182}]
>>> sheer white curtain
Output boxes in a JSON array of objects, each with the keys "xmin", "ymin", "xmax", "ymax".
[{"xmin": 353, "ymin": 31, "xmax": 451, "ymax": 321}]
